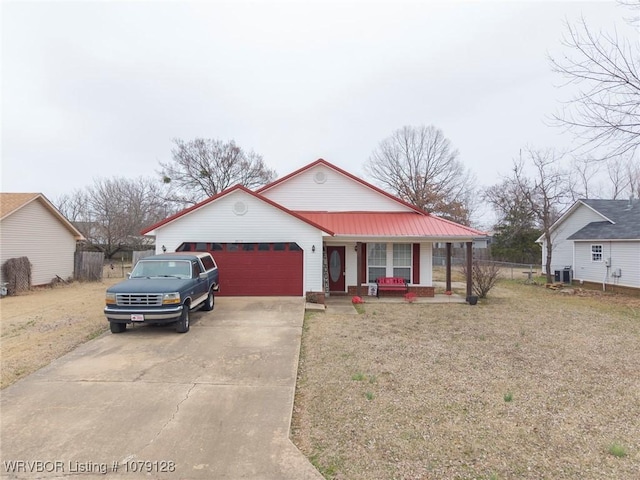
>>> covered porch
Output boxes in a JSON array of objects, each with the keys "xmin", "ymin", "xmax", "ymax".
[{"xmin": 320, "ymin": 238, "xmax": 478, "ymax": 302}]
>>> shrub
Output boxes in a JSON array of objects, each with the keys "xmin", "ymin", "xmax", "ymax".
[{"xmin": 460, "ymin": 260, "xmax": 501, "ymax": 299}]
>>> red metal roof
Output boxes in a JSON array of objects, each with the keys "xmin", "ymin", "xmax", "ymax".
[{"xmin": 296, "ymin": 211, "xmax": 486, "ymax": 238}]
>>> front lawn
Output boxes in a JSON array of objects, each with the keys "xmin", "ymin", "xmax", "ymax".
[{"xmin": 291, "ymin": 282, "xmax": 640, "ymax": 479}]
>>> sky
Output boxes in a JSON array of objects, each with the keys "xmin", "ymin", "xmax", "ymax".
[{"xmin": 1, "ymin": 0, "xmax": 637, "ymax": 225}]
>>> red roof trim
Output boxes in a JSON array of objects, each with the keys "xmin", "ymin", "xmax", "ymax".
[
  {"xmin": 140, "ymin": 185, "xmax": 335, "ymax": 236},
  {"xmin": 256, "ymin": 158, "xmax": 427, "ymax": 215}
]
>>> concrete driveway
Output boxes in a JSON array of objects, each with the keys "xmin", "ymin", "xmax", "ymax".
[{"xmin": 0, "ymin": 297, "xmax": 322, "ymax": 480}]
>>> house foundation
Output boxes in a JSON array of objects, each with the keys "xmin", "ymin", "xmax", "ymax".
[{"xmin": 347, "ymin": 285, "xmax": 435, "ymax": 297}]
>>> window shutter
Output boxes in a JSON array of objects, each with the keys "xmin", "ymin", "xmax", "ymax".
[
  {"xmin": 360, "ymin": 243, "xmax": 367, "ymax": 282},
  {"xmin": 412, "ymin": 243, "xmax": 420, "ymax": 284}
]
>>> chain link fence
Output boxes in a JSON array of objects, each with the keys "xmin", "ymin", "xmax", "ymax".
[{"xmin": 433, "ymin": 256, "xmax": 541, "ymax": 282}]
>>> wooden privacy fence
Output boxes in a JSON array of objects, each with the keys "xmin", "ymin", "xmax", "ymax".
[
  {"xmin": 74, "ymin": 251, "xmax": 104, "ymax": 281},
  {"xmin": 132, "ymin": 250, "xmax": 155, "ymax": 266}
]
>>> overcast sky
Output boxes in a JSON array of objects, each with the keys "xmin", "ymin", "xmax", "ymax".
[{"xmin": 2, "ymin": 1, "xmax": 636, "ymax": 221}]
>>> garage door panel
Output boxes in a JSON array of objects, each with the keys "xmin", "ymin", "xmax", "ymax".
[
  {"xmin": 214, "ymin": 251, "xmax": 302, "ymax": 296},
  {"xmin": 176, "ymin": 243, "xmax": 303, "ymax": 296}
]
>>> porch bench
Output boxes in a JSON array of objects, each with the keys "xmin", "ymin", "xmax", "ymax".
[{"xmin": 375, "ymin": 277, "xmax": 409, "ymax": 298}]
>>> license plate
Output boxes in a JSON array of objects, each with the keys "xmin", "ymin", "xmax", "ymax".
[{"xmin": 131, "ymin": 314, "xmax": 144, "ymax": 322}]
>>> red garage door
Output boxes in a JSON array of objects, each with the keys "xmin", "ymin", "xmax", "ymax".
[{"xmin": 176, "ymin": 242, "xmax": 303, "ymax": 296}]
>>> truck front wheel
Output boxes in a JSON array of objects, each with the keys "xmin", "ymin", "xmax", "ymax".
[
  {"xmin": 110, "ymin": 322, "xmax": 126, "ymax": 334},
  {"xmin": 176, "ymin": 304, "xmax": 190, "ymax": 333}
]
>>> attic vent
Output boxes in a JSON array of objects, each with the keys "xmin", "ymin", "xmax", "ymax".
[
  {"xmin": 233, "ymin": 201, "xmax": 248, "ymax": 216},
  {"xmin": 314, "ymin": 171, "xmax": 327, "ymax": 184}
]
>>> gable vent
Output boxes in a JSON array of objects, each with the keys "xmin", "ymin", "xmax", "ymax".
[
  {"xmin": 233, "ymin": 201, "xmax": 248, "ymax": 216},
  {"xmin": 314, "ymin": 171, "xmax": 327, "ymax": 184}
]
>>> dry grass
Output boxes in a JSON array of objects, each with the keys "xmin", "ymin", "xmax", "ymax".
[
  {"xmin": 291, "ymin": 281, "xmax": 640, "ymax": 479},
  {"xmin": 0, "ymin": 267, "xmax": 125, "ymax": 389}
]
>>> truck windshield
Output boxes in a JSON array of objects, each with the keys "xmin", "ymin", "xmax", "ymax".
[{"xmin": 130, "ymin": 260, "xmax": 191, "ymax": 279}]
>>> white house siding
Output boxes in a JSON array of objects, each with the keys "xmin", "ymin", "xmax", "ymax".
[
  {"xmin": 261, "ymin": 164, "xmax": 413, "ymax": 212},
  {"xmin": 151, "ymin": 190, "xmax": 325, "ymax": 294},
  {"xmin": 573, "ymin": 241, "xmax": 640, "ymax": 288},
  {"xmin": 0, "ymin": 200, "xmax": 77, "ymax": 285},
  {"xmin": 542, "ymin": 203, "xmax": 606, "ymax": 274}
]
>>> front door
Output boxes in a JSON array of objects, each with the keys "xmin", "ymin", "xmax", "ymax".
[{"xmin": 327, "ymin": 246, "xmax": 345, "ymax": 292}]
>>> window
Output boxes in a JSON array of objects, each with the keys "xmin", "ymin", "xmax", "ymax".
[
  {"xmin": 273, "ymin": 243, "xmax": 286, "ymax": 251},
  {"xmin": 192, "ymin": 261, "xmax": 202, "ymax": 278},
  {"xmin": 393, "ymin": 244, "xmax": 411, "ymax": 282},
  {"xmin": 258, "ymin": 243, "xmax": 270, "ymax": 251},
  {"xmin": 201, "ymin": 255, "xmax": 216, "ymax": 271},
  {"xmin": 367, "ymin": 243, "xmax": 413, "ymax": 283},
  {"xmin": 591, "ymin": 244, "xmax": 603, "ymax": 262},
  {"xmin": 242, "ymin": 243, "xmax": 256, "ymax": 251},
  {"xmin": 367, "ymin": 243, "xmax": 387, "ymax": 282}
]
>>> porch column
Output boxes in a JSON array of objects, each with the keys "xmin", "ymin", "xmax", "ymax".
[
  {"xmin": 356, "ymin": 242, "xmax": 362, "ymax": 297},
  {"xmin": 445, "ymin": 242, "xmax": 452, "ymax": 293},
  {"xmin": 466, "ymin": 241, "xmax": 473, "ymax": 300}
]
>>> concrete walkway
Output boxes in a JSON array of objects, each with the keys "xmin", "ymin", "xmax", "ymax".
[
  {"xmin": 0, "ymin": 297, "xmax": 322, "ymax": 480},
  {"xmin": 307, "ymin": 291, "xmax": 467, "ymax": 315}
]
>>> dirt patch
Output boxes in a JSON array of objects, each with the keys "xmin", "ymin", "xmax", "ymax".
[
  {"xmin": 292, "ymin": 282, "xmax": 640, "ymax": 479},
  {"xmin": 0, "ymin": 272, "xmax": 124, "ymax": 389}
]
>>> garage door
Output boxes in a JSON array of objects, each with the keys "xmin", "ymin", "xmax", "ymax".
[{"xmin": 176, "ymin": 242, "xmax": 303, "ymax": 296}]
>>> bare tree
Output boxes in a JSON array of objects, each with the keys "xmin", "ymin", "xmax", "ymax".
[
  {"xmin": 605, "ymin": 155, "xmax": 633, "ymax": 198},
  {"xmin": 628, "ymin": 157, "xmax": 640, "ymax": 197},
  {"xmin": 364, "ymin": 125, "xmax": 476, "ymax": 225},
  {"xmin": 549, "ymin": 9, "xmax": 640, "ymax": 159},
  {"xmin": 568, "ymin": 157, "xmax": 602, "ymax": 200},
  {"xmin": 56, "ymin": 189, "xmax": 89, "ymax": 223},
  {"xmin": 512, "ymin": 148, "xmax": 572, "ymax": 284},
  {"xmin": 56, "ymin": 177, "xmax": 171, "ymax": 259},
  {"xmin": 159, "ymin": 138, "xmax": 277, "ymax": 206}
]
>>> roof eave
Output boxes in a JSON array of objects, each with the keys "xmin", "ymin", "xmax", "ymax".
[{"xmin": 570, "ymin": 237, "xmax": 640, "ymax": 242}]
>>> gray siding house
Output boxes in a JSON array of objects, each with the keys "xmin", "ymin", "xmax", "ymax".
[{"xmin": 538, "ymin": 199, "xmax": 640, "ymax": 290}]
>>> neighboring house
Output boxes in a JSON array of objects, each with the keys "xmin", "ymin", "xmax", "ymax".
[
  {"xmin": 142, "ymin": 159, "xmax": 486, "ymax": 297},
  {"xmin": 0, "ymin": 193, "xmax": 85, "ymax": 286},
  {"xmin": 537, "ymin": 199, "xmax": 640, "ymax": 290}
]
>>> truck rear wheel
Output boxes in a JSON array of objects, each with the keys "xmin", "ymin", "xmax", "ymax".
[
  {"xmin": 110, "ymin": 322, "xmax": 126, "ymax": 334},
  {"xmin": 176, "ymin": 304, "xmax": 190, "ymax": 333}
]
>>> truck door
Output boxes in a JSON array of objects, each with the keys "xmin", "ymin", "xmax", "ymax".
[{"xmin": 192, "ymin": 260, "xmax": 208, "ymax": 301}]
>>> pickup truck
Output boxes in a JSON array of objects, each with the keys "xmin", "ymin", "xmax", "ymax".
[{"xmin": 104, "ymin": 252, "xmax": 219, "ymax": 334}]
